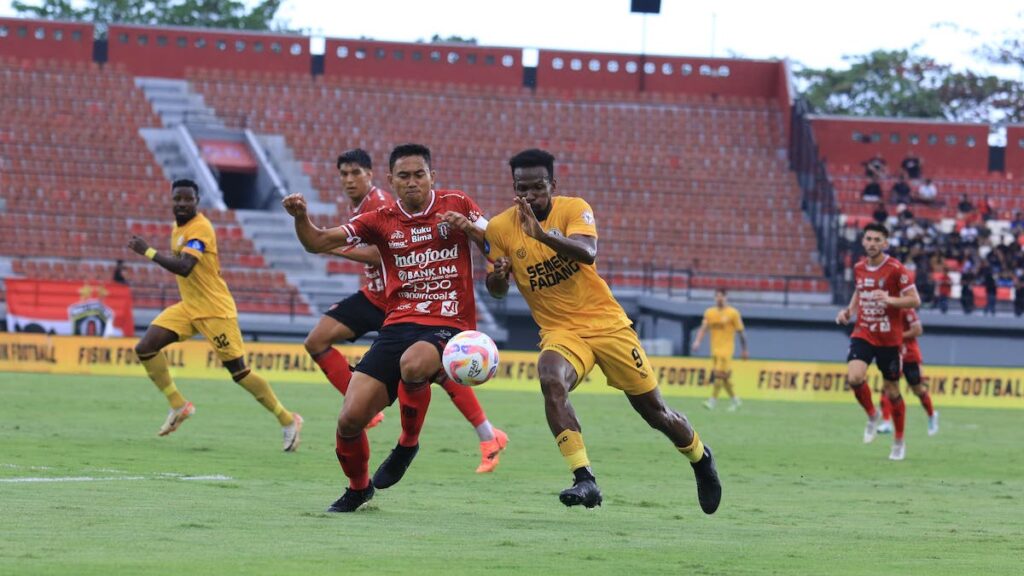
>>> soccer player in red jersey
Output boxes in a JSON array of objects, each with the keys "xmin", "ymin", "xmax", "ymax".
[
  {"xmin": 284, "ymin": 143, "xmax": 490, "ymax": 512},
  {"xmin": 836, "ymin": 223, "xmax": 921, "ymax": 461},
  {"xmin": 303, "ymin": 148, "xmax": 508, "ymax": 473},
  {"xmin": 877, "ymin": 308, "xmax": 939, "ymax": 437}
]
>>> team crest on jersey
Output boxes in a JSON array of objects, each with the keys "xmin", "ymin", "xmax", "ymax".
[
  {"xmin": 437, "ymin": 221, "xmax": 451, "ymax": 239},
  {"xmin": 547, "ymin": 229, "xmax": 563, "ymax": 238},
  {"xmin": 515, "ymin": 247, "xmax": 528, "ymax": 259},
  {"xmin": 879, "ymin": 279, "xmax": 886, "ymax": 288},
  {"xmin": 582, "ymin": 211, "xmax": 594, "ymax": 225},
  {"xmin": 177, "ymin": 236, "xmax": 185, "ymax": 247}
]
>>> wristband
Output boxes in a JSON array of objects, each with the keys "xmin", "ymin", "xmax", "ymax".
[{"xmin": 144, "ymin": 247, "xmax": 157, "ymax": 260}]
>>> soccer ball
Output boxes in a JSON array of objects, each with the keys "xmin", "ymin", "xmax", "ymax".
[{"xmin": 442, "ymin": 330, "xmax": 499, "ymax": 386}]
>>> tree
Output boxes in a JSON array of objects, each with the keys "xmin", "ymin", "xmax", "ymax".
[
  {"xmin": 13, "ymin": 0, "xmax": 286, "ymax": 32},
  {"xmin": 796, "ymin": 48, "xmax": 1023, "ymax": 128},
  {"xmin": 428, "ymin": 34, "xmax": 477, "ymax": 45}
]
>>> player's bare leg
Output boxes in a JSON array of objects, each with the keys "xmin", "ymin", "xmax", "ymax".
[
  {"xmin": 435, "ymin": 373, "xmax": 509, "ymax": 473},
  {"xmin": 538, "ymin": 350, "xmax": 602, "ymax": 508},
  {"xmin": 703, "ymin": 373, "xmax": 722, "ymax": 410},
  {"xmin": 847, "ymin": 359, "xmax": 879, "ymax": 443},
  {"xmin": 884, "ymin": 379, "xmax": 906, "ymax": 461},
  {"xmin": 372, "ymin": 341, "xmax": 439, "ymax": 490},
  {"xmin": 628, "ymin": 387, "xmax": 721, "ymax": 514},
  {"xmin": 135, "ymin": 325, "xmax": 194, "ymax": 436},
  {"xmin": 910, "ymin": 383, "xmax": 938, "ymax": 436},
  {"xmin": 721, "ymin": 375, "xmax": 741, "ymax": 411},
  {"xmin": 329, "ymin": 374, "xmax": 391, "ymax": 512},
  {"xmin": 304, "ymin": 316, "xmax": 384, "ymax": 428},
  {"xmin": 225, "ymin": 357, "xmax": 301, "ymax": 451}
]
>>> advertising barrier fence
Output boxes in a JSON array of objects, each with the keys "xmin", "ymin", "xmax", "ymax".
[{"xmin": 1, "ymin": 334, "xmax": 1021, "ymax": 409}]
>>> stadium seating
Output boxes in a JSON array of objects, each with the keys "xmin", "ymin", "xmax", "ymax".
[
  {"xmin": 189, "ymin": 68, "xmax": 825, "ymax": 291},
  {"xmin": 0, "ymin": 57, "xmax": 308, "ymax": 313}
]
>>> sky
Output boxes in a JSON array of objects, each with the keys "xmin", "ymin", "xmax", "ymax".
[{"xmin": 1, "ymin": 0, "xmax": 1021, "ymax": 77}]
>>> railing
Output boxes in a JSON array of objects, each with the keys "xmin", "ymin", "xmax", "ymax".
[
  {"xmin": 790, "ymin": 98, "xmax": 844, "ymax": 304},
  {"xmin": 138, "ymin": 286, "xmax": 305, "ymax": 320},
  {"xmin": 599, "ymin": 263, "xmax": 826, "ymax": 305}
]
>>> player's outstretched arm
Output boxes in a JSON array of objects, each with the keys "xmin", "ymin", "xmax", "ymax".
[
  {"xmin": 515, "ymin": 198, "xmax": 596, "ymax": 264},
  {"xmin": 282, "ymin": 193, "xmax": 350, "ymax": 253},
  {"xmin": 128, "ymin": 235, "xmax": 198, "ymax": 277},
  {"xmin": 329, "ymin": 245, "xmax": 382, "ymax": 265},
  {"xmin": 486, "ymin": 257, "xmax": 511, "ymax": 299},
  {"xmin": 691, "ymin": 319, "xmax": 707, "ymax": 353},
  {"xmin": 738, "ymin": 330, "xmax": 749, "ymax": 360},
  {"xmin": 836, "ymin": 291, "xmax": 859, "ymax": 325}
]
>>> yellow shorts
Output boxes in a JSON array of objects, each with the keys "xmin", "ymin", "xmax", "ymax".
[
  {"xmin": 540, "ymin": 326, "xmax": 657, "ymax": 396},
  {"xmin": 152, "ymin": 302, "xmax": 246, "ymax": 362},
  {"xmin": 711, "ymin": 355, "xmax": 733, "ymax": 375}
]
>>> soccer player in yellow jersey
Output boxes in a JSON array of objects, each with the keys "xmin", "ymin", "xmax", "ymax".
[
  {"xmin": 692, "ymin": 288, "xmax": 748, "ymax": 411},
  {"xmin": 484, "ymin": 149, "xmax": 721, "ymax": 513},
  {"xmin": 127, "ymin": 179, "xmax": 303, "ymax": 451}
]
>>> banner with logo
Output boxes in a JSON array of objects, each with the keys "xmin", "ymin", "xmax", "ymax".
[
  {"xmin": 1, "ymin": 333, "xmax": 1021, "ymax": 409},
  {"xmin": 4, "ymin": 279, "xmax": 134, "ymax": 337}
]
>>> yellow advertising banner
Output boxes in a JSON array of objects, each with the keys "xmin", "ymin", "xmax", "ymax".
[{"xmin": 1, "ymin": 333, "xmax": 1022, "ymax": 409}]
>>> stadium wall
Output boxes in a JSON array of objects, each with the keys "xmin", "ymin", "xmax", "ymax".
[
  {"xmin": 1, "ymin": 333, "xmax": 1020, "ymax": 409},
  {"xmin": 0, "ymin": 17, "xmax": 92, "ymax": 62},
  {"xmin": 809, "ymin": 116, "xmax": 990, "ymax": 173},
  {"xmin": 1006, "ymin": 125, "xmax": 1024, "ymax": 178},
  {"xmin": 106, "ymin": 24, "xmax": 308, "ymax": 77},
  {"xmin": 322, "ymin": 37, "xmax": 523, "ymax": 87}
]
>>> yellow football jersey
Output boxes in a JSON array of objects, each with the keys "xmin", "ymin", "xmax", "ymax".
[
  {"xmin": 484, "ymin": 196, "xmax": 631, "ymax": 337},
  {"xmin": 170, "ymin": 213, "xmax": 237, "ymax": 319},
  {"xmin": 703, "ymin": 305, "xmax": 744, "ymax": 358}
]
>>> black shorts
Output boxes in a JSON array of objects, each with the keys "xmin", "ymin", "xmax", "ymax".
[
  {"xmin": 323, "ymin": 291, "xmax": 385, "ymax": 341},
  {"xmin": 354, "ymin": 323, "xmax": 459, "ymax": 404},
  {"xmin": 847, "ymin": 338, "xmax": 902, "ymax": 381},
  {"xmin": 903, "ymin": 362, "xmax": 922, "ymax": 386}
]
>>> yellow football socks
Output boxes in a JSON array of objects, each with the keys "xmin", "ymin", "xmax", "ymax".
[
  {"xmin": 556, "ymin": 429, "xmax": 591, "ymax": 472},
  {"xmin": 236, "ymin": 371, "xmax": 294, "ymax": 426},
  {"xmin": 139, "ymin": 352, "xmax": 187, "ymax": 410},
  {"xmin": 677, "ymin": 430, "xmax": 706, "ymax": 463}
]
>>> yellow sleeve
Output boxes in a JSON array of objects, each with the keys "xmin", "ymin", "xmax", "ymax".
[
  {"xmin": 483, "ymin": 219, "xmax": 508, "ymax": 264},
  {"xmin": 732, "ymin": 309, "xmax": 745, "ymax": 331},
  {"xmin": 181, "ymin": 221, "xmax": 215, "ymax": 260},
  {"xmin": 565, "ymin": 198, "xmax": 598, "ymax": 238}
]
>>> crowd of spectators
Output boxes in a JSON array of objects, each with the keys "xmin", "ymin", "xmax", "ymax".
[
  {"xmin": 843, "ymin": 208, "xmax": 1024, "ymax": 317},
  {"xmin": 848, "ymin": 151, "xmax": 1024, "ymax": 316}
]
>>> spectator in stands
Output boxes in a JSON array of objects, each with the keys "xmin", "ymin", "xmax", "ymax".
[
  {"xmin": 897, "ymin": 203, "xmax": 914, "ymax": 222},
  {"xmin": 862, "ymin": 177, "xmax": 883, "ymax": 202},
  {"xmin": 978, "ymin": 196, "xmax": 996, "ymax": 222},
  {"xmin": 112, "ymin": 259, "xmax": 128, "ymax": 285},
  {"xmin": 901, "ymin": 153, "xmax": 922, "ymax": 182},
  {"xmin": 872, "ymin": 202, "xmax": 889, "ymax": 224},
  {"xmin": 913, "ymin": 178, "xmax": 938, "ymax": 205},
  {"xmin": 1010, "ymin": 210, "xmax": 1024, "ymax": 235},
  {"xmin": 960, "ymin": 268, "xmax": 976, "ymax": 314},
  {"xmin": 934, "ymin": 266, "xmax": 952, "ymax": 314},
  {"xmin": 957, "ymin": 194, "xmax": 974, "ymax": 218},
  {"xmin": 1015, "ymin": 264, "xmax": 1024, "ymax": 317},
  {"xmin": 981, "ymin": 263, "xmax": 998, "ymax": 315},
  {"xmin": 891, "ymin": 175, "xmax": 912, "ymax": 205},
  {"xmin": 863, "ymin": 153, "xmax": 888, "ymax": 179}
]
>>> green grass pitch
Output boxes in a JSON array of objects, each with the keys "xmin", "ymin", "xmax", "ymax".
[{"xmin": 1, "ymin": 372, "xmax": 1021, "ymax": 575}]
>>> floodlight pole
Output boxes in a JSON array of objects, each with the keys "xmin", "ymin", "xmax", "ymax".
[{"xmin": 639, "ymin": 13, "xmax": 648, "ymax": 92}]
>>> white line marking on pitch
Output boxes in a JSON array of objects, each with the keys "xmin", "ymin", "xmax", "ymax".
[{"xmin": 0, "ymin": 474, "xmax": 234, "ymax": 484}]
